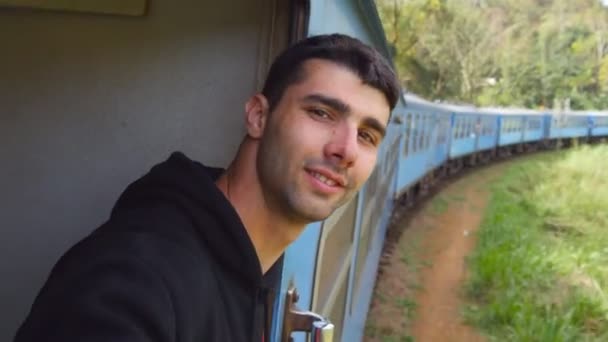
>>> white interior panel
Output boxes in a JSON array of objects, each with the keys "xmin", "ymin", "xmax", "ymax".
[{"xmin": 0, "ymin": 1, "xmax": 284, "ymax": 338}]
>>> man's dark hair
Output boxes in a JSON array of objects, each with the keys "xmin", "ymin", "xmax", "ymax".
[{"xmin": 262, "ymin": 34, "xmax": 400, "ymax": 113}]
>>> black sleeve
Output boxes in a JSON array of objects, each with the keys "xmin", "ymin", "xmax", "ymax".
[{"xmin": 14, "ymin": 237, "xmax": 175, "ymax": 342}]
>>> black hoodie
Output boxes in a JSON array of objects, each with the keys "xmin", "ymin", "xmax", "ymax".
[{"xmin": 15, "ymin": 152, "xmax": 282, "ymax": 342}]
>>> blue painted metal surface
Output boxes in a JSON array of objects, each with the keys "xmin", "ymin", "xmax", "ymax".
[
  {"xmin": 429, "ymin": 111, "xmax": 451, "ymax": 169},
  {"xmin": 395, "ymin": 95, "xmax": 445, "ymax": 196},
  {"xmin": 593, "ymin": 127, "xmax": 608, "ymax": 136},
  {"xmin": 591, "ymin": 114, "xmax": 608, "ymax": 136},
  {"xmin": 476, "ymin": 115, "xmax": 498, "ymax": 152},
  {"xmin": 271, "ymin": 223, "xmax": 323, "ymax": 342},
  {"xmin": 498, "ymin": 116, "xmax": 525, "ymax": 146},
  {"xmin": 523, "ymin": 116, "xmax": 544, "ymax": 142},
  {"xmin": 450, "ymin": 113, "xmax": 477, "ymax": 158}
]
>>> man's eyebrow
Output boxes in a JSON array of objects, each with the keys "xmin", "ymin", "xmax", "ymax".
[
  {"xmin": 302, "ymin": 94, "xmax": 351, "ymax": 114},
  {"xmin": 302, "ymin": 93, "xmax": 387, "ymax": 139}
]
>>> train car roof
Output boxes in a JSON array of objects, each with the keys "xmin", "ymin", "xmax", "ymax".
[
  {"xmin": 562, "ymin": 110, "xmax": 608, "ymax": 117},
  {"xmin": 403, "ymin": 92, "xmax": 476, "ymax": 113},
  {"xmin": 479, "ymin": 106, "xmax": 544, "ymax": 116}
]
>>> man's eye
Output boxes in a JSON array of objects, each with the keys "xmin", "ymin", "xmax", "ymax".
[
  {"xmin": 359, "ymin": 130, "xmax": 377, "ymax": 145},
  {"xmin": 308, "ymin": 108, "xmax": 330, "ymax": 119}
]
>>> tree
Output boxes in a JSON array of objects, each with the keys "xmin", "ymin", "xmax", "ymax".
[{"xmin": 377, "ymin": 0, "xmax": 608, "ymax": 109}]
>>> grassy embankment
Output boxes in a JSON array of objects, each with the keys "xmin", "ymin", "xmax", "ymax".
[{"xmin": 465, "ymin": 144, "xmax": 608, "ymax": 341}]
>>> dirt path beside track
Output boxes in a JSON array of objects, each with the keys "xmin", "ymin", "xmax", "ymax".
[{"xmin": 365, "ymin": 163, "xmax": 507, "ymax": 342}]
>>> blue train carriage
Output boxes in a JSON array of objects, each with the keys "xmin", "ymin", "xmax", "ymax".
[
  {"xmin": 446, "ymin": 102, "xmax": 480, "ymax": 172},
  {"xmin": 522, "ymin": 112, "xmax": 546, "ymax": 151},
  {"xmin": 274, "ymin": 1, "xmax": 406, "ymax": 341},
  {"xmin": 394, "ymin": 93, "xmax": 451, "ymax": 204},
  {"xmin": 490, "ymin": 107, "xmax": 538, "ymax": 155},
  {"xmin": 471, "ymin": 108, "xmax": 501, "ymax": 163},
  {"xmin": 590, "ymin": 111, "xmax": 608, "ymax": 141},
  {"xmin": 547, "ymin": 111, "xmax": 590, "ymax": 147},
  {"xmin": 562, "ymin": 111, "xmax": 593, "ymax": 145}
]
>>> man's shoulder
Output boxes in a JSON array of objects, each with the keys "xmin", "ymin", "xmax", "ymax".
[{"xmin": 53, "ymin": 213, "xmax": 215, "ymax": 290}]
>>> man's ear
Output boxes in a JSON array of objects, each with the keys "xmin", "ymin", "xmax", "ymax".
[{"xmin": 245, "ymin": 94, "xmax": 270, "ymax": 139}]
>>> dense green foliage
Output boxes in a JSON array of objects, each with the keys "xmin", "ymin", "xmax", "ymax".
[
  {"xmin": 377, "ymin": 0, "xmax": 608, "ymax": 109},
  {"xmin": 465, "ymin": 145, "xmax": 608, "ymax": 341}
]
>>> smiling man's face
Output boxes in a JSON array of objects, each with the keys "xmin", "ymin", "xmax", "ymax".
[{"xmin": 256, "ymin": 58, "xmax": 391, "ymax": 224}]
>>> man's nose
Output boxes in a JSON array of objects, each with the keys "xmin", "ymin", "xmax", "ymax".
[{"xmin": 323, "ymin": 122, "xmax": 359, "ymax": 168}]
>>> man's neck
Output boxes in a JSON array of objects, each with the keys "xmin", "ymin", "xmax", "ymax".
[{"xmin": 215, "ymin": 151, "xmax": 305, "ymax": 274}]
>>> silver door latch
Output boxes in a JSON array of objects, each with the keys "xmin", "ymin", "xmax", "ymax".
[{"xmin": 281, "ymin": 286, "xmax": 334, "ymax": 342}]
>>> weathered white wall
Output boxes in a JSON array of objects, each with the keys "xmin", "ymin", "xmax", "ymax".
[{"xmin": 0, "ymin": 1, "xmax": 278, "ymax": 339}]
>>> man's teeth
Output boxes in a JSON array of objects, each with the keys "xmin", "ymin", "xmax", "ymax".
[{"xmin": 311, "ymin": 172, "xmax": 337, "ymax": 186}]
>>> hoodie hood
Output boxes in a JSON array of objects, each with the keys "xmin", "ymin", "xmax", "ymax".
[{"xmin": 110, "ymin": 151, "xmax": 264, "ymax": 287}]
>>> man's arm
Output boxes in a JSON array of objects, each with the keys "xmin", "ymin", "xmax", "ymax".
[{"xmin": 14, "ymin": 236, "xmax": 175, "ymax": 342}]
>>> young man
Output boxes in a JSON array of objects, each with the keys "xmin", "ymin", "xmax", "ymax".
[{"xmin": 14, "ymin": 34, "xmax": 400, "ymax": 342}]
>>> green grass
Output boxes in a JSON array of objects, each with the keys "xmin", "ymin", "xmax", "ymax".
[
  {"xmin": 464, "ymin": 145, "xmax": 608, "ymax": 342},
  {"xmin": 430, "ymin": 196, "xmax": 449, "ymax": 215},
  {"xmin": 396, "ymin": 297, "xmax": 418, "ymax": 320}
]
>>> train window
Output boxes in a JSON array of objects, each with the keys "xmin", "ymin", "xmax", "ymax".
[
  {"xmin": 528, "ymin": 119, "xmax": 540, "ymax": 130},
  {"xmin": 427, "ymin": 116, "xmax": 431, "ymax": 148},
  {"xmin": 436, "ymin": 116, "xmax": 443, "ymax": 144},
  {"xmin": 420, "ymin": 114, "xmax": 425, "ymax": 150},
  {"xmin": 421, "ymin": 116, "xmax": 427, "ymax": 149},
  {"xmin": 468, "ymin": 118, "xmax": 474, "ymax": 137},
  {"xmin": 403, "ymin": 113, "xmax": 411, "ymax": 156},
  {"xmin": 438, "ymin": 117, "xmax": 446, "ymax": 144},
  {"xmin": 485, "ymin": 118, "xmax": 494, "ymax": 135},
  {"xmin": 412, "ymin": 114, "xmax": 419, "ymax": 153},
  {"xmin": 424, "ymin": 116, "xmax": 431, "ymax": 149},
  {"xmin": 460, "ymin": 118, "xmax": 466, "ymax": 138},
  {"xmin": 314, "ymin": 196, "xmax": 358, "ymax": 338},
  {"xmin": 418, "ymin": 115, "xmax": 426, "ymax": 151},
  {"xmin": 426, "ymin": 116, "xmax": 432, "ymax": 148},
  {"xmin": 459, "ymin": 118, "xmax": 465, "ymax": 138},
  {"xmin": 422, "ymin": 115, "xmax": 427, "ymax": 148},
  {"xmin": 469, "ymin": 118, "xmax": 474, "ymax": 137},
  {"xmin": 461, "ymin": 118, "xmax": 466, "ymax": 137}
]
